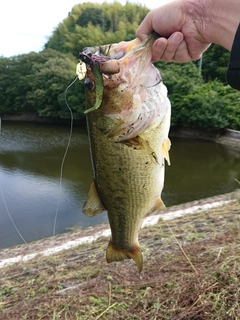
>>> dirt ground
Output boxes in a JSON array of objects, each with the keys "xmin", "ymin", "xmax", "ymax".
[{"xmin": 0, "ymin": 190, "xmax": 240, "ymax": 320}]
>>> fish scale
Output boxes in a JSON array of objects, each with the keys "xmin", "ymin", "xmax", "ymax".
[{"xmin": 80, "ymin": 33, "xmax": 171, "ymax": 272}]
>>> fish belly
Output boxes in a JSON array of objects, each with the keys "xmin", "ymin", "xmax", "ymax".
[{"xmin": 84, "ymin": 105, "xmax": 170, "ymax": 272}]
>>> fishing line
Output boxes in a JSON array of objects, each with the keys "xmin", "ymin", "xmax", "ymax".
[
  {"xmin": 51, "ymin": 76, "xmax": 78, "ymax": 320},
  {"xmin": 0, "ymin": 183, "xmax": 28, "ymax": 245},
  {"xmin": 52, "ymin": 76, "xmax": 78, "ymax": 237},
  {"xmin": 142, "ymin": 78, "xmax": 162, "ymax": 88},
  {"xmin": 0, "ymin": 76, "xmax": 78, "ymax": 247}
]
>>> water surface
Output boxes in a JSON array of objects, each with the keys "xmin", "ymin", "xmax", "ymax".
[{"xmin": 0, "ymin": 122, "xmax": 239, "ymax": 249}]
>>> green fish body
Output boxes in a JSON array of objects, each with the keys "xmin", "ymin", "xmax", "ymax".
[{"xmin": 81, "ymin": 35, "xmax": 171, "ymax": 272}]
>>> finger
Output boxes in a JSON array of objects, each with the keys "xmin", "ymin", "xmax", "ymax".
[
  {"xmin": 151, "ymin": 38, "xmax": 168, "ymax": 62},
  {"xmin": 136, "ymin": 11, "xmax": 155, "ymax": 41},
  {"xmin": 152, "ymin": 32, "xmax": 185, "ymax": 62},
  {"xmin": 160, "ymin": 32, "xmax": 185, "ymax": 62},
  {"xmin": 171, "ymin": 40, "xmax": 192, "ymax": 62}
]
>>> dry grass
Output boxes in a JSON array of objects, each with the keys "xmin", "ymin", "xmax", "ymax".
[{"xmin": 0, "ymin": 197, "xmax": 240, "ymax": 320}]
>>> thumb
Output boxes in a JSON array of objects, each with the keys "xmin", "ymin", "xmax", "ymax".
[{"xmin": 136, "ymin": 13, "xmax": 154, "ymax": 41}]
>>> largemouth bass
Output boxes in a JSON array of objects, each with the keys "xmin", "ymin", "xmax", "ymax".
[{"xmin": 79, "ymin": 33, "xmax": 171, "ymax": 272}]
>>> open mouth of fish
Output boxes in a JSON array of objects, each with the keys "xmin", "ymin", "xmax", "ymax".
[{"xmin": 77, "ymin": 32, "xmax": 162, "ymax": 114}]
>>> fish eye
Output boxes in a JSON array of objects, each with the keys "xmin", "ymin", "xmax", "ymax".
[{"xmin": 84, "ymin": 78, "xmax": 94, "ymax": 90}]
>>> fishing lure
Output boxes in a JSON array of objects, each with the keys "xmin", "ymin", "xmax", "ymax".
[
  {"xmin": 76, "ymin": 60, "xmax": 87, "ymax": 80},
  {"xmin": 79, "ymin": 52, "xmax": 104, "ymax": 114}
]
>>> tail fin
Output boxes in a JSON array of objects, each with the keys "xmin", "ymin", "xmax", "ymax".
[{"xmin": 106, "ymin": 241, "xmax": 143, "ymax": 273}]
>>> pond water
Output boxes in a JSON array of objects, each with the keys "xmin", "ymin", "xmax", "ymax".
[{"xmin": 0, "ymin": 121, "xmax": 240, "ymax": 249}]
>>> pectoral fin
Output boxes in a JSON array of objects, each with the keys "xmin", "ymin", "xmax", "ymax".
[
  {"xmin": 82, "ymin": 181, "xmax": 105, "ymax": 217},
  {"xmin": 162, "ymin": 138, "xmax": 171, "ymax": 165},
  {"xmin": 123, "ymin": 135, "xmax": 159, "ymax": 164},
  {"xmin": 106, "ymin": 119, "xmax": 129, "ymax": 140},
  {"xmin": 137, "ymin": 136, "xmax": 159, "ymax": 164}
]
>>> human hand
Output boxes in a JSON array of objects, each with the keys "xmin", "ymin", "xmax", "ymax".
[{"xmin": 136, "ymin": 1, "xmax": 211, "ymax": 62}]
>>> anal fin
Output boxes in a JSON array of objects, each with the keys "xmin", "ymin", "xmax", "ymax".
[{"xmin": 82, "ymin": 181, "xmax": 105, "ymax": 217}]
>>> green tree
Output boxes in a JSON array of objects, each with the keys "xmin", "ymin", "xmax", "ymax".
[
  {"xmin": 45, "ymin": 2, "xmax": 149, "ymax": 55},
  {"xmin": 0, "ymin": 50, "xmax": 85, "ymax": 119},
  {"xmin": 45, "ymin": 24, "xmax": 69, "ymax": 53},
  {"xmin": 221, "ymin": 86, "xmax": 240, "ymax": 130},
  {"xmin": 1, "ymin": 2, "xmax": 238, "ymax": 131},
  {"xmin": 200, "ymin": 44, "xmax": 230, "ymax": 83},
  {"xmin": 76, "ymin": 7, "xmax": 109, "ymax": 31},
  {"xmin": 0, "ymin": 53, "xmax": 40, "ymax": 113},
  {"xmin": 171, "ymin": 81, "xmax": 229, "ymax": 130},
  {"xmin": 155, "ymin": 61, "xmax": 203, "ymax": 126},
  {"xmin": 156, "ymin": 61, "xmax": 203, "ymax": 97},
  {"xmin": 156, "ymin": 62, "xmax": 239, "ymax": 130}
]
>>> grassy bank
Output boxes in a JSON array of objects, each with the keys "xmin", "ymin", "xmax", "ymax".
[{"xmin": 1, "ymin": 191, "xmax": 240, "ymax": 319}]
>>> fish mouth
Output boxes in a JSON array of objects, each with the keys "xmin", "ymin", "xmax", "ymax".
[
  {"xmin": 79, "ymin": 31, "xmax": 159, "ymax": 75},
  {"xmin": 78, "ymin": 32, "xmax": 162, "ymax": 114}
]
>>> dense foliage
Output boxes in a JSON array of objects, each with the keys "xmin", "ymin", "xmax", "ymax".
[
  {"xmin": 157, "ymin": 62, "xmax": 240, "ymax": 130},
  {"xmin": 200, "ymin": 44, "xmax": 230, "ymax": 84},
  {"xmin": 0, "ymin": 50, "xmax": 85, "ymax": 119},
  {"xmin": 45, "ymin": 2, "xmax": 149, "ymax": 56},
  {"xmin": 0, "ymin": 1, "xmax": 239, "ymax": 129}
]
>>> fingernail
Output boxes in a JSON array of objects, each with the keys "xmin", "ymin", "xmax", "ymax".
[{"xmin": 172, "ymin": 33, "xmax": 183, "ymax": 43}]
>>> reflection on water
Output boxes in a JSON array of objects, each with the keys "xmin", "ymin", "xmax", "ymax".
[
  {"xmin": 0, "ymin": 121, "xmax": 240, "ymax": 249},
  {"xmin": 0, "ymin": 122, "xmax": 107, "ymax": 249},
  {"xmin": 164, "ymin": 138, "xmax": 240, "ymax": 205}
]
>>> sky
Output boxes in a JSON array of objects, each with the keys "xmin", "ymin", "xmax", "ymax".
[{"xmin": 0, "ymin": 0, "xmax": 171, "ymax": 58}]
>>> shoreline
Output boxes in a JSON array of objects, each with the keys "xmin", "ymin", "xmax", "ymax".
[
  {"xmin": 1, "ymin": 189, "xmax": 239, "ymax": 269},
  {"xmin": 2, "ymin": 115, "xmax": 240, "ymax": 148},
  {"xmin": 1, "ymin": 121, "xmax": 240, "ymax": 268},
  {"xmin": 170, "ymin": 127, "xmax": 240, "ymax": 149},
  {"xmin": 0, "ymin": 114, "xmax": 86, "ymax": 126}
]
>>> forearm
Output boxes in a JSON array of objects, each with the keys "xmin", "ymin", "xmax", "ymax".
[{"xmin": 185, "ymin": 0, "xmax": 240, "ymax": 50}]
